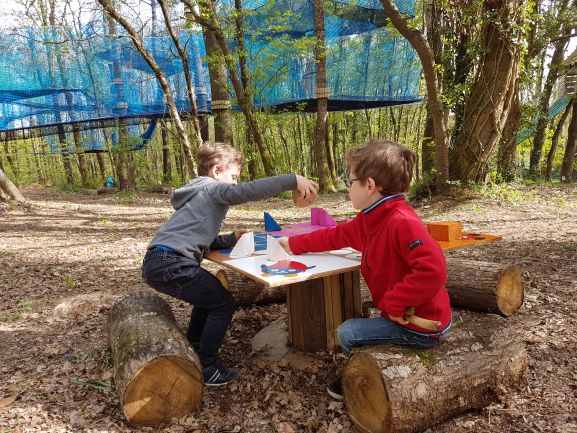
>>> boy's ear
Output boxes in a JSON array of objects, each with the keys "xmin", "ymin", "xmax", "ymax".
[
  {"xmin": 209, "ymin": 165, "xmax": 220, "ymax": 178},
  {"xmin": 366, "ymin": 177, "xmax": 377, "ymax": 192}
]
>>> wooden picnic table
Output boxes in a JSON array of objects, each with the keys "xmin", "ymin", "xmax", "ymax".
[{"xmin": 205, "ymin": 227, "xmax": 501, "ymax": 353}]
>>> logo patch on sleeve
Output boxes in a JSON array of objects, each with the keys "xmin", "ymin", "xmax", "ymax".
[{"xmin": 409, "ymin": 239, "xmax": 424, "ymax": 250}]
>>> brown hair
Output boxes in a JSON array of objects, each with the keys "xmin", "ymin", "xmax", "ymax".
[
  {"xmin": 345, "ymin": 140, "xmax": 415, "ymax": 194},
  {"xmin": 196, "ymin": 142, "xmax": 244, "ymax": 176}
]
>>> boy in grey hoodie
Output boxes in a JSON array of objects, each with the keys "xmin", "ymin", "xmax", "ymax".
[{"xmin": 142, "ymin": 142, "xmax": 318, "ymax": 386}]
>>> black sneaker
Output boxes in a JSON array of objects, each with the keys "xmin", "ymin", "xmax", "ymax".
[
  {"xmin": 202, "ymin": 363, "xmax": 238, "ymax": 387},
  {"xmin": 327, "ymin": 378, "xmax": 343, "ymax": 400}
]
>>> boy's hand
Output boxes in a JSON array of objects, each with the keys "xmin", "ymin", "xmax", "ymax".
[
  {"xmin": 388, "ymin": 314, "xmax": 409, "ymax": 325},
  {"xmin": 278, "ymin": 237, "xmax": 292, "ymax": 253},
  {"xmin": 233, "ymin": 230, "xmax": 246, "ymax": 240},
  {"xmin": 295, "ymin": 175, "xmax": 319, "ymax": 202}
]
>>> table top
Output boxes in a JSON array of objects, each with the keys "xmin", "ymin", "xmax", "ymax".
[{"xmin": 205, "ymin": 230, "xmax": 362, "ymax": 288}]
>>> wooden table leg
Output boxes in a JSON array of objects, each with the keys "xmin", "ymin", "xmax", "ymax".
[{"xmin": 287, "ymin": 270, "xmax": 361, "ymax": 352}]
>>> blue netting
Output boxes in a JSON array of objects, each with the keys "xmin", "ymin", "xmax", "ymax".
[{"xmin": 0, "ymin": 0, "xmax": 421, "ymax": 150}]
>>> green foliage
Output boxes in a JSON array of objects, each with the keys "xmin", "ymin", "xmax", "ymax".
[
  {"xmin": 114, "ymin": 190, "xmax": 138, "ymax": 204},
  {"xmin": 64, "ymin": 275, "xmax": 75, "ymax": 290},
  {"xmin": 70, "ymin": 378, "xmax": 111, "ymax": 393},
  {"xmin": 407, "ymin": 173, "xmax": 436, "ymax": 202},
  {"xmin": 0, "ymin": 299, "xmax": 32, "ymax": 322},
  {"xmin": 99, "ymin": 219, "xmax": 113, "ymax": 227}
]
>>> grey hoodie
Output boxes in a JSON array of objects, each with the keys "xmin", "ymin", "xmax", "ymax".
[{"xmin": 149, "ymin": 174, "xmax": 297, "ymax": 264}]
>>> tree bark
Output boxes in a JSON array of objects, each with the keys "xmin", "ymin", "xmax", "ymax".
[
  {"xmin": 161, "ymin": 120, "xmax": 172, "ymax": 184},
  {"xmin": 313, "ymin": 0, "xmax": 336, "ymax": 192},
  {"xmin": 529, "ymin": 20, "xmax": 570, "ymax": 177},
  {"xmin": 496, "ymin": 79, "xmax": 521, "ymax": 182},
  {"xmin": 561, "ymin": 98, "xmax": 577, "ymax": 183},
  {"xmin": 452, "ymin": 0, "xmax": 524, "ymax": 183},
  {"xmin": 108, "ymin": 290, "xmax": 203, "ymax": 426},
  {"xmin": 203, "ymin": 28, "xmax": 234, "ymax": 144},
  {"xmin": 379, "ymin": 0, "xmax": 449, "ymax": 193},
  {"xmin": 343, "ymin": 311, "xmax": 528, "ymax": 433},
  {"xmin": 545, "ymin": 101, "xmax": 572, "ymax": 180},
  {"xmin": 0, "ymin": 167, "xmax": 25, "ymax": 203},
  {"xmin": 445, "ymin": 257, "xmax": 523, "ymax": 316},
  {"xmin": 96, "ymin": 152, "xmax": 107, "ymax": 181}
]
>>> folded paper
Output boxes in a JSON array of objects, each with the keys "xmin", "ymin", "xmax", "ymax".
[{"xmin": 229, "ymin": 232, "xmax": 255, "ymax": 258}]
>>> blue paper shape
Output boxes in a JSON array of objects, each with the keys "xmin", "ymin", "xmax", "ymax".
[{"xmin": 264, "ymin": 212, "xmax": 282, "ymax": 231}]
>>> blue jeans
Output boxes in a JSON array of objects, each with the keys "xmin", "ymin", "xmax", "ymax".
[
  {"xmin": 338, "ymin": 316, "xmax": 449, "ymax": 352},
  {"xmin": 141, "ymin": 248, "xmax": 236, "ymax": 367}
]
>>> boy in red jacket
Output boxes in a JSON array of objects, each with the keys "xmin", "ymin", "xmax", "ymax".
[{"xmin": 279, "ymin": 140, "xmax": 451, "ymax": 400}]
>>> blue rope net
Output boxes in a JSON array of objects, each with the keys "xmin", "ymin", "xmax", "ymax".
[{"xmin": 0, "ymin": 0, "xmax": 421, "ymax": 151}]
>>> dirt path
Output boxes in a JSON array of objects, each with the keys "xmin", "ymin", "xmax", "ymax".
[{"xmin": 1, "ymin": 185, "xmax": 576, "ymax": 433}]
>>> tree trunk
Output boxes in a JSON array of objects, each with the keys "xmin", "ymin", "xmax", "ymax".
[
  {"xmin": 96, "ymin": 152, "xmax": 107, "ymax": 182},
  {"xmin": 161, "ymin": 120, "xmax": 172, "ymax": 184},
  {"xmin": 379, "ymin": 0, "xmax": 449, "ymax": 193},
  {"xmin": 421, "ymin": 114, "xmax": 435, "ymax": 177},
  {"xmin": 0, "ymin": 167, "xmax": 25, "ymax": 203},
  {"xmin": 203, "ymin": 29, "xmax": 234, "ymax": 144},
  {"xmin": 561, "ymin": 99, "xmax": 577, "ymax": 183},
  {"xmin": 452, "ymin": 0, "xmax": 523, "ymax": 183},
  {"xmin": 496, "ymin": 79, "xmax": 521, "ymax": 182},
  {"xmin": 445, "ymin": 257, "xmax": 523, "ymax": 316},
  {"xmin": 107, "ymin": 290, "xmax": 203, "ymax": 426},
  {"xmin": 529, "ymin": 34, "xmax": 569, "ymax": 177},
  {"xmin": 528, "ymin": 0, "xmax": 572, "ymax": 177},
  {"xmin": 207, "ymin": 267, "xmax": 287, "ymax": 305},
  {"xmin": 183, "ymin": 0, "xmax": 275, "ymax": 176},
  {"xmin": 72, "ymin": 125, "xmax": 89, "ymax": 186},
  {"xmin": 313, "ymin": 0, "xmax": 335, "ymax": 192},
  {"xmin": 105, "ymin": 10, "xmax": 135, "ymax": 191},
  {"xmin": 545, "ymin": 101, "xmax": 572, "ymax": 180},
  {"xmin": 342, "ymin": 311, "xmax": 528, "ymax": 433}
]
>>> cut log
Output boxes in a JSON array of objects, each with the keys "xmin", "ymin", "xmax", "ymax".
[
  {"xmin": 342, "ymin": 311, "xmax": 528, "ymax": 433},
  {"xmin": 445, "ymin": 257, "xmax": 523, "ymax": 316},
  {"xmin": 108, "ymin": 290, "xmax": 203, "ymax": 426}
]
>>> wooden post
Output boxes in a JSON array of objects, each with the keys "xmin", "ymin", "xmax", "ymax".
[
  {"xmin": 108, "ymin": 290, "xmax": 203, "ymax": 426},
  {"xmin": 286, "ymin": 270, "xmax": 361, "ymax": 351},
  {"xmin": 342, "ymin": 311, "xmax": 528, "ymax": 433}
]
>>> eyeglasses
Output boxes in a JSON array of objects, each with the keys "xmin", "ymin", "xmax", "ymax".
[{"xmin": 343, "ymin": 175, "xmax": 361, "ymax": 188}]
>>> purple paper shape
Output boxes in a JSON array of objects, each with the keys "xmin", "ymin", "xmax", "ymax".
[{"xmin": 311, "ymin": 208, "xmax": 337, "ymax": 227}]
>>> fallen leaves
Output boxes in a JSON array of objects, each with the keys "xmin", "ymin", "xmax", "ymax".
[{"xmin": 0, "ymin": 186, "xmax": 576, "ymax": 433}]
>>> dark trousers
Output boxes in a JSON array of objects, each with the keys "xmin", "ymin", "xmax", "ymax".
[{"xmin": 141, "ymin": 249, "xmax": 236, "ymax": 367}]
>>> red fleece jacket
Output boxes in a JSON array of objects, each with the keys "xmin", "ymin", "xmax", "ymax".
[{"xmin": 288, "ymin": 196, "xmax": 452, "ymax": 332}]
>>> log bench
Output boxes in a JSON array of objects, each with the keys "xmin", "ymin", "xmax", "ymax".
[
  {"xmin": 342, "ymin": 310, "xmax": 528, "ymax": 433},
  {"xmin": 108, "ymin": 290, "xmax": 203, "ymax": 426}
]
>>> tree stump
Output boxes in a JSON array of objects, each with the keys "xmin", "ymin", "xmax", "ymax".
[
  {"xmin": 445, "ymin": 257, "xmax": 523, "ymax": 316},
  {"xmin": 342, "ymin": 311, "xmax": 528, "ymax": 433},
  {"xmin": 108, "ymin": 290, "xmax": 203, "ymax": 426}
]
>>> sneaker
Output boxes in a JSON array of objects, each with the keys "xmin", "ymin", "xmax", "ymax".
[
  {"xmin": 202, "ymin": 363, "xmax": 238, "ymax": 387},
  {"xmin": 327, "ymin": 378, "xmax": 343, "ymax": 401}
]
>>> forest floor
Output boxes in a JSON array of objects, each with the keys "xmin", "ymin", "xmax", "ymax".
[{"xmin": 0, "ymin": 183, "xmax": 576, "ymax": 433}]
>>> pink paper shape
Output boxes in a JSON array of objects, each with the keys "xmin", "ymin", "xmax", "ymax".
[{"xmin": 311, "ymin": 208, "xmax": 337, "ymax": 227}]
